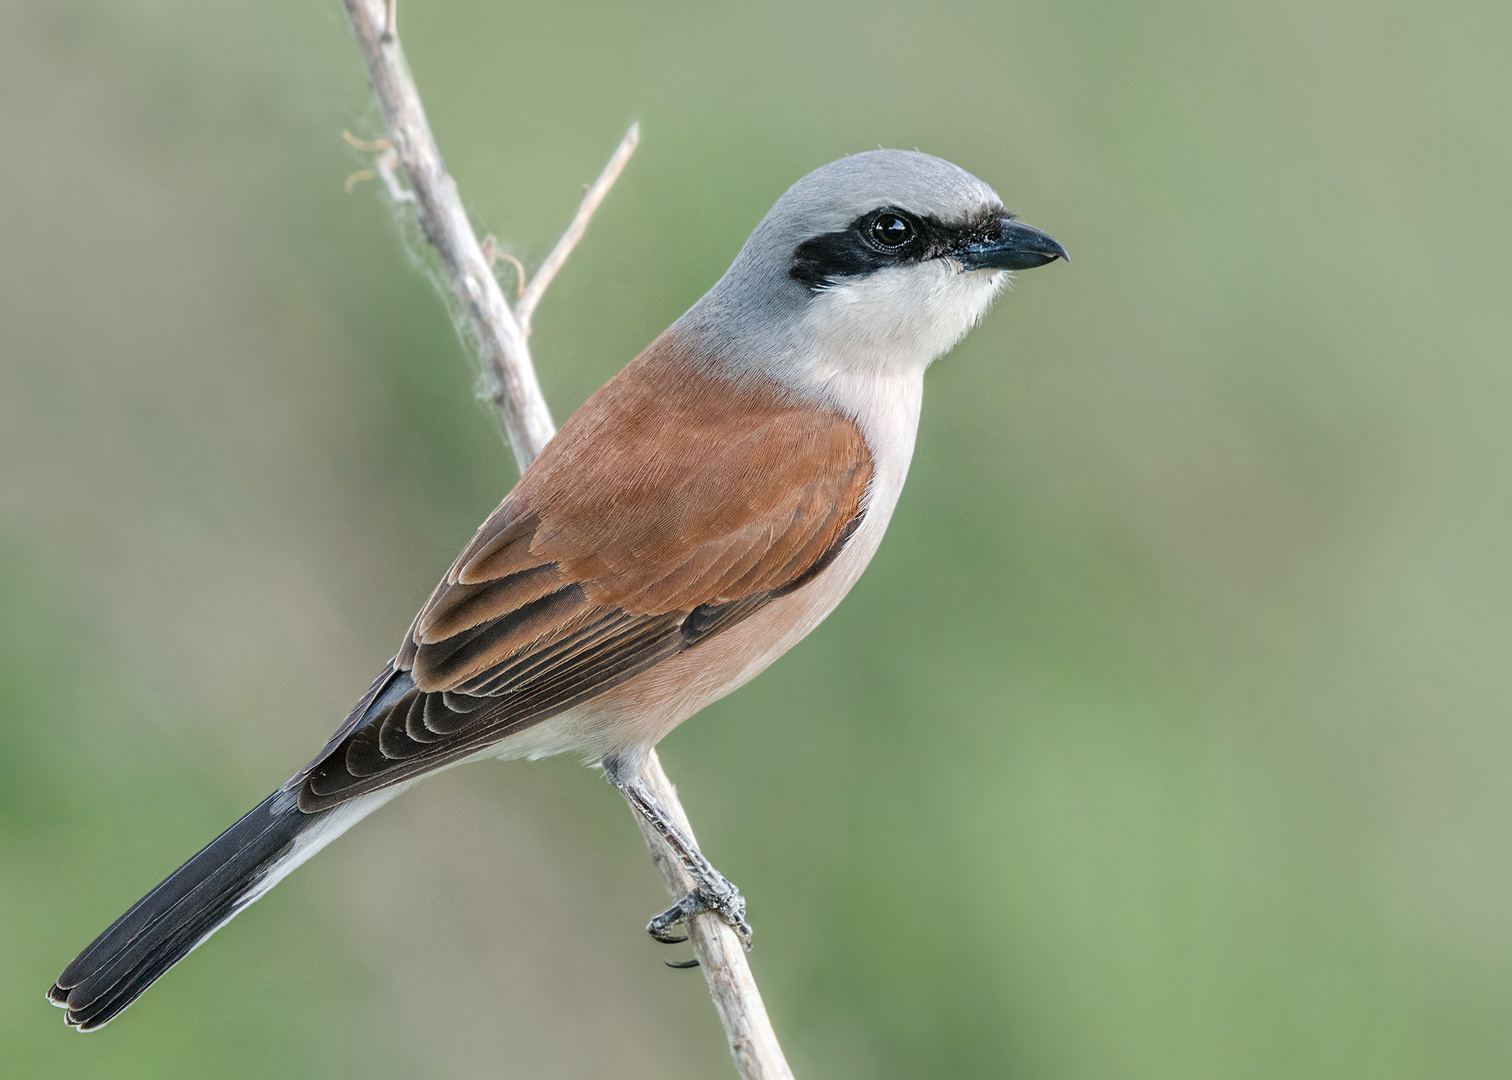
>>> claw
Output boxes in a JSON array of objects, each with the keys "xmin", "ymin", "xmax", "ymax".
[
  {"xmin": 647, "ymin": 892, "xmax": 703, "ymax": 944},
  {"xmin": 665, "ymin": 958, "xmax": 700, "ymax": 969},
  {"xmin": 614, "ymin": 775, "xmax": 758, "ymax": 955},
  {"xmin": 644, "ymin": 883, "xmax": 755, "ymax": 952}
]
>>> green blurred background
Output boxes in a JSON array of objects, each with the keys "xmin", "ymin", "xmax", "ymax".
[{"xmin": 3, "ymin": 0, "xmax": 1509, "ymax": 1075}]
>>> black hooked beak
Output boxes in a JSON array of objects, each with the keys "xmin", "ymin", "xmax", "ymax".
[{"xmin": 956, "ymin": 218, "xmax": 1068, "ymax": 271}]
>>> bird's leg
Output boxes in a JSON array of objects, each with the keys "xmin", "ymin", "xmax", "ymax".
[{"xmin": 612, "ymin": 775, "xmax": 754, "ymax": 951}]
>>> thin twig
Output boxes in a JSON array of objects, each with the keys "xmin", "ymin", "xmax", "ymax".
[
  {"xmin": 343, "ymin": 148, "xmax": 415, "ymax": 203},
  {"xmin": 635, "ymin": 749, "xmax": 795, "ymax": 1079},
  {"xmin": 479, "ymin": 234, "xmax": 527, "ymax": 300},
  {"xmin": 341, "ymin": 128, "xmax": 391, "ymax": 152},
  {"xmin": 515, "ymin": 122, "xmax": 640, "ymax": 335},
  {"xmin": 343, "ymin": 0, "xmax": 552, "ymax": 466},
  {"xmin": 340, "ymin": 3, "xmax": 792, "ymax": 1076}
]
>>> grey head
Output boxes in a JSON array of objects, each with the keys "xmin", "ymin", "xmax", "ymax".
[{"xmin": 678, "ymin": 149, "xmax": 1065, "ymax": 379}]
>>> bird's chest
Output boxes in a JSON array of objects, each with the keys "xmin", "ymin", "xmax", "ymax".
[{"xmin": 598, "ymin": 371, "xmax": 922, "ymax": 732}]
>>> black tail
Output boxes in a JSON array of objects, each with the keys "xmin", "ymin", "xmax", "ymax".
[{"xmin": 49, "ymin": 789, "xmax": 316, "ymax": 1031}]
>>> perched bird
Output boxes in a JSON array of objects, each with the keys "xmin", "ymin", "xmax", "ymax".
[{"xmin": 50, "ymin": 149, "xmax": 1065, "ymax": 1030}]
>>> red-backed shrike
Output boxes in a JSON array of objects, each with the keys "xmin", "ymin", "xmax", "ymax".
[{"xmin": 51, "ymin": 149, "xmax": 1064, "ymax": 1029}]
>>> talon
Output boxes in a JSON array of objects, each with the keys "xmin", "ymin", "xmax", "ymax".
[
  {"xmin": 648, "ymin": 923, "xmax": 689, "ymax": 945},
  {"xmin": 665, "ymin": 958, "xmax": 700, "ymax": 969},
  {"xmin": 647, "ymin": 892, "xmax": 703, "ymax": 943},
  {"xmin": 615, "ymin": 776, "xmax": 758, "ymax": 955},
  {"xmin": 644, "ymin": 881, "xmax": 756, "ymax": 952}
]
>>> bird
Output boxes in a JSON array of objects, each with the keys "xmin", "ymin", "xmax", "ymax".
[{"xmin": 49, "ymin": 148, "xmax": 1065, "ymax": 1030}]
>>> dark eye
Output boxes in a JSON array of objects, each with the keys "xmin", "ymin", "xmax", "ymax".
[{"xmin": 869, "ymin": 212, "xmax": 914, "ymax": 249}]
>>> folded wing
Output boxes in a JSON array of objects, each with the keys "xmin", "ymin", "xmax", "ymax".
[{"xmin": 298, "ymin": 339, "xmax": 872, "ymax": 811}]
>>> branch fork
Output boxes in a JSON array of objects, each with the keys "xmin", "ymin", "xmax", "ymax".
[{"xmin": 340, "ymin": 2, "xmax": 791, "ymax": 1076}]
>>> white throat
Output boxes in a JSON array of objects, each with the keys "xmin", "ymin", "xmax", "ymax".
[
  {"xmin": 768, "ymin": 262, "xmax": 1007, "ymax": 531},
  {"xmin": 798, "ymin": 263, "xmax": 1007, "ymax": 377}
]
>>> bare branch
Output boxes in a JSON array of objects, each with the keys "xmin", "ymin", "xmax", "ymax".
[
  {"xmin": 343, "ymin": 0, "xmax": 553, "ymax": 466},
  {"xmin": 340, "ymin": 3, "xmax": 793, "ymax": 1076},
  {"xmin": 515, "ymin": 122, "xmax": 641, "ymax": 335},
  {"xmin": 635, "ymin": 750, "xmax": 796, "ymax": 1079}
]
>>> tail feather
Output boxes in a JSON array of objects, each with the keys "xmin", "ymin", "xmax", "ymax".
[
  {"xmin": 49, "ymin": 789, "xmax": 312, "ymax": 1030},
  {"xmin": 52, "ymin": 668, "xmax": 417, "ymax": 1031},
  {"xmin": 51, "ymin": 782, "xmax": 404, "ymax": 1030}
]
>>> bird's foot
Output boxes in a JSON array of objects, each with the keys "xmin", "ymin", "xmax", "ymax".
[{"xmin": 647, "ymin": 875, "xmax": 753, "ymax": 951}]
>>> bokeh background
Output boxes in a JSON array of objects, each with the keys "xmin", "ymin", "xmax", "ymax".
[{"xmin": 3, "ymin": 0, "xmax": 1510, "ymax": 1075}]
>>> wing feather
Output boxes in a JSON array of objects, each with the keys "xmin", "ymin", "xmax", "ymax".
[{"xmin": 417, "ymin": 563, "xmax": 565, "ymax": 642}]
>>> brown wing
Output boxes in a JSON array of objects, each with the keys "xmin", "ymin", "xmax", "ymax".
[{"xmin": 297, "ymin": 335, "xmax": 872, "ymax": 811}]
